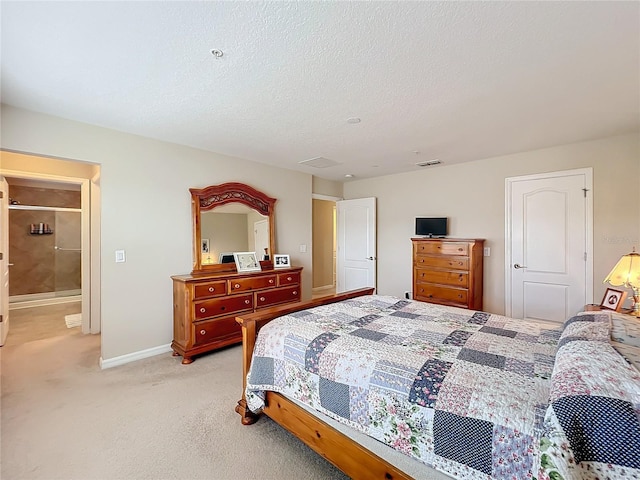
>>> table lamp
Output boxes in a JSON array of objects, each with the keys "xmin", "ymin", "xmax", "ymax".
[{"xmin": 603, "ymin": 247, "xmax": 640, "ymax": 316}]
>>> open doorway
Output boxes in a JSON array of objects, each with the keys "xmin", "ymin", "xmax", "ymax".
[
  {"xmin": 0, "ymin": 151, "xmax": 100, "ymax": 348},
  {"xmin": 312, "ymin": 197, "xmax": 338, "ymax": 298}
]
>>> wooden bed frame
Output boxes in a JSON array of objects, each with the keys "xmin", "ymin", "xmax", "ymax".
[{"xmin": 234, "ymin": 287, "xmax": 415, "ymax": 480}]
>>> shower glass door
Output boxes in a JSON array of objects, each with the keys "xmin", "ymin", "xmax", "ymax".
[{"xmin": 53, "ymin": 210, "xmax": 82, "ymax": 297}]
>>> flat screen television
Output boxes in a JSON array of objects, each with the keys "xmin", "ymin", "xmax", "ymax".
[
  {"xmin": 219, "ymin": 253, "xmax": 235, "ymax": 264},
  {"xmin": 415, "ymin": 217, "xmax": 448, "ymax": 237}
]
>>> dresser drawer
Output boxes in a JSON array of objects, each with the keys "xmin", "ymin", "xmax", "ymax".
[
  {"xmin": 278, "ymin": 271, "xmax": 300, "ymax": 286},
  {"xmin": 414, "ymin": 242, "xmax": 469, "ymax": 256},
  {"xmin": 415, "ymin": 268, "xmax": 468, "ymax": 288},
  {"xmin": 415, "ymin": 255, "xmax": 469, "ymax": 270},
  {"xmin": 194, "ymin": 294, "xmax": 253, "ymax": 321},
  {"xmin": 193, "ymin": 317, "xmax": 241, "ymax": 347},
  {"xmin": 256, "ymin": 286, "xmax": 301, "ymax": 308},
  {"xmin": 415, "ymin": 284, "xmax": 468, "ymax": 305},
  {"xmin": 193, "ymin": 281, "xmax": 227, "ymax": 299},
  {"xmin": 229, "ymin": 275, "xmax": 277, "ymax": 292}
]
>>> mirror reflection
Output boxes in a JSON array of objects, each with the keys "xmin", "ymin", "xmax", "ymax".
[{"xmin": 200, "ymin": 203, "xmax": 270, "ymax": 266}]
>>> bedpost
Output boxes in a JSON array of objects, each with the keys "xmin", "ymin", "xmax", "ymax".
[{"xmin": 235, "ymin": 315, "xmax": 260, "ymax": 425}]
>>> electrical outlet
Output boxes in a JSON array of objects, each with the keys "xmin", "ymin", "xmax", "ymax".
[
  {"xmin": 404, "ymin": 291, "xmax": 412, "ymax": 299},
  {"xmin": 299, "ymin": 244, "xmax": 307, "ymax": 253},
  {"xmin": 115, "ymin": 250, "xmax": 126, "ymax": 263}
]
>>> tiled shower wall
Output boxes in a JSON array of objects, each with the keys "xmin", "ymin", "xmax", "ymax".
[{"xmin": 9, "ymin": 185, "xmax": 81, "ymax": 296}]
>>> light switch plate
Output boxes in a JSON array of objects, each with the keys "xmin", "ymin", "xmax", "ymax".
[
  {"xmin": 115, "ymin": 250, "xmax": 126, "ymax": 263},
  {"xmin": 299, "ymin": 244, "xmax": 307, "ymax": 253},
  {"xmin": 484, "ymin": 247, "xmax": 490, "ymax": 257}
]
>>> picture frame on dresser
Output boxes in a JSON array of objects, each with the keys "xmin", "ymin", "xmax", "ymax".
[
  {"xmin": 600, "ymin": 287, "xmax": 627, "ymax": 312},
  {"xmin": 234, "ymin": 252, "xmax": 261, "ymax": 273},
  {"xmin": 274, "ymin": 254, "xmax": 291, "ymax": 268}
]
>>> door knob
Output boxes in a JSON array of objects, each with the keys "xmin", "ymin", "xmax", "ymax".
[
  {"xmin": 367, "ymin": 256, "xmax": 376, "ymax": 260},
  {"xmin": 514, "ymin": 263, "xmax": 527, "ymax": 269}
]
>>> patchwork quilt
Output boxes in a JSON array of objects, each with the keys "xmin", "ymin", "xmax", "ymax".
[{"xmin": 245, "ymin": 296, "xmax": 640, "ymax": 479}]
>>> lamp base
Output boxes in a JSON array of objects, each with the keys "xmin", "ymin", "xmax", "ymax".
[{"xmin": 630, "ymin": 286, "xmax": 640, "ymax": 317}]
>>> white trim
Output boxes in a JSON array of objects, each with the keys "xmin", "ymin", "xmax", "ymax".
[
  {"xmin": 312, "ymin": 193, "xmax": 342, "ymax": 201},
  {"xmin": 100, "ymin": 344, "xmax": 173, "ymax": 369},
  {"xmin": 312, "ymin": 284, "xmax": 335, "ymax": 292},
  {"xmin": 504, "ymin": 167, "xmax": 593, "ymax": 317}
]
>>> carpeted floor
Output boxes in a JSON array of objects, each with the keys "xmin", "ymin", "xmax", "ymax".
[{"xmin": 0, "ymin": 324, "xmax": 348, "ymax": 480}]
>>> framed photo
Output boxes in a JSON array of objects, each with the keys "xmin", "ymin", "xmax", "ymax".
[
  {"xmin": 233, "ymin": 251, "xmax": 261, "ymax": 273},
  {"xmin": 600, "ymin": 287, "xmax": 627, "ymax": 312},
  {"xmin": 273, "ymin": 254, "xmax": 291, "ymax": 268},
  {"xmin": 201, "ymin": 238, "xmax": 210, "ymax": 254}
]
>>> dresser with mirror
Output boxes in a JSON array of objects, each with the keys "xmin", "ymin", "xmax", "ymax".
[{"xmin": 171, "ymin": 183, "xmax": 302, "ymax": 364}]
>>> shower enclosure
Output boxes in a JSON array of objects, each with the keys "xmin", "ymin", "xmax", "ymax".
[{"xmin": 8, "ymin": 183, "xmax": 82, "ymax": 306}]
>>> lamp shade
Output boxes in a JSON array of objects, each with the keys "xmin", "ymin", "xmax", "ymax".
[{"xmin": 603, "ymin": 249, "xmax": 640, "ymax": 288}]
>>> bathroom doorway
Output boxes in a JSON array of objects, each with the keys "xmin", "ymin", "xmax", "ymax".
[{"xmin": 0, "ymin": 150, "xmax": 101, "ymax": 347}]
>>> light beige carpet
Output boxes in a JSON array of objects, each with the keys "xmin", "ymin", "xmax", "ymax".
[{"xmin": 0, "ymin": 331, "xmax": 348, "ymax": 480}]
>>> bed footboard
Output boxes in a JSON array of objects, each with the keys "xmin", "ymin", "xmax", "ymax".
[{"xmin": 235, "ymin": 287, "xmax": 374, "ymax": 425}]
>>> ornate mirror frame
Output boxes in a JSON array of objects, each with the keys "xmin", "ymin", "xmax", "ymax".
[{"xmin": 190, "ymin": 182, "xmax": 277, "ymax": 274}]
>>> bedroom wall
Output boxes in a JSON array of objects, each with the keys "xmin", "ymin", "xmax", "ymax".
[
  {"xmin": 1, "ymin": 104, "xmax": 313, "ymax": 362},
  {"xmin": 344, "ymin": 133, "xmax": 640, "ymax": 315}
]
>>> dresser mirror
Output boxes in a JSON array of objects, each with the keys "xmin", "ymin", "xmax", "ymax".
[{"xmin": 191, "ymin": 183, "xmax": 276, "ymax": 274}]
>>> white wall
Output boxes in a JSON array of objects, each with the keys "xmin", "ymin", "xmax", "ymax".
[
  {"xmin": 1, "ymin": 105, "xmax": 313, "ymax": 361},
  {"xmin": 344, "ymin": 133, "xmax": 640, "ymax": 315}
]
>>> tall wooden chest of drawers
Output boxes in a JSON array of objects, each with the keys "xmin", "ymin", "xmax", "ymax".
[
  {"xmin": 171, "ymin": 267, "xmax": 302, "ymax": 364},
  {"xmin": 412, "ymin": 238, "xmax": 484, "ymax": 310}
]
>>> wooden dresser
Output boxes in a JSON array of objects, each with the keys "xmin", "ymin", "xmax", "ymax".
[
  {"xmin": 171, "ymin": 267, "xmax": 302, "ymax": 364},
  {"xmin": 412, "ymin": 238, "xmax": 484, "ymax": 310}
]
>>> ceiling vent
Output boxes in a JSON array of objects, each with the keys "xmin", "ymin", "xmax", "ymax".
[
  {"xmin": 416, "ymin": 160, "xmax": 442, "ymax": 167},
  {"xmin": 298, "ymin": 156, "xmax": 342, "ymax": 168}
]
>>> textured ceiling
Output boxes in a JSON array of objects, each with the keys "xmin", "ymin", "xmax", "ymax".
[{"xmin": 2, "ymin": 1, "xmax": 639, "ymax": 182}]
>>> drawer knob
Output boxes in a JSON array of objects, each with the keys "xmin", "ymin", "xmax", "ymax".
[
  {"xmin": 259, "ymin": 296, "xmax": 266, "ymax": 302},
  {"xmin": 200, "ymin": 307, "xmax": 206, "ymax": 313},
  {"xmin": 220, "ymin": 306, "xmax": 225, "ymax": 311},
  {"xmin": 245, "ymin": 299, "xmax": 250, "ymax": 304},
  {"xmin": 200, "ymin": 329, "xmax": 206, "ymax": 335},
  {"xmin": 208, "ymin": 287, "xmax": 215, "ymax": 292},
  {"xmin": 234, "ymin": 283, "xmax": 240, "ymax": 289},
  {"xmin": 293, "ymin": 291, "xmax": 297, "ymax": 295},
  {"xmin": 428, "ymin": 294, "xmax": 433, "ymax": 298},
  {"xmin": 269, "ymin": 279, "xmax": 274, "ymax": 284},
  {"xmin": 458, "ymin": 294, "xmax": 463, "ymax": 298},
  {"xmin": 287, "ymin": 276, "xmax": 292, "ymax": 281}
]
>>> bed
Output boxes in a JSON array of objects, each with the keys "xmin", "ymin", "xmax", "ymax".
[{"xmin": 235, "ymin": 289, "xmax": 640, "ymax": 479}]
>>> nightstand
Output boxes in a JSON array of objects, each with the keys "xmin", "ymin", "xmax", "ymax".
[{"xmin": 584, "ymin": 304, "xmax": 635, "ymax": 315}]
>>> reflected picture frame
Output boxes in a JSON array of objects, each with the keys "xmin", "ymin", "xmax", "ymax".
[
  {"xmin": 201, "ymin": 238, "xmax": 210, "ymax": 254},
  {"xmin": 233, "ymin": 251, "xmax": 261, "ymax": 273},
  {"xmin": 600, "ymin": 287, "xmax": 627, "ymax": 312},
  {"xmin": 273, "ymin": 254, "xmax": 291, "ymax": 269}
]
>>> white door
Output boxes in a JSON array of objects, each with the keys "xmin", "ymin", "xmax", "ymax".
[
  {"xmin": 254, "ymin": 219, "xmax": 269, "ymax": 259},
  {"xmin": 336, "ymin": 198, "xmax": 376, "ymax": 293},
  {"xmin": 0, "ymin": 176, "xmax": 9, "ymax": 345},
  {"xmin": 506, "ymin": 169, "xmax": 592, "ymax": 323}
]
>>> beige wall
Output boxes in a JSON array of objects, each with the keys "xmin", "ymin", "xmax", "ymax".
[
  {"xmin": 1, "ymin": 104, "xmax": 313, "ymax": 361},
  {"xmin": 312, "ymin": 176, "xmax": 343, "ymax": 198},
  {"xmin": 200, "ymin": 212, "xmax": 249, "ymax": 264},
  {"xmin": 344, "ymin": 133, "xmax": 640, "ymax": 315}
]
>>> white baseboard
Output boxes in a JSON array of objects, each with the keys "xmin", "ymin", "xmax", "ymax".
[
  {"xmin": 312, "ymin": 284, "xmax": 335, "ymax": 292},
  {"xmin": 100, "ymin": 343, "xmax": 172, "ymax": 369}
]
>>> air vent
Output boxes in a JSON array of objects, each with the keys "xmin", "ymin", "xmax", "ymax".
[
  {"xmin": 298, "ymin": 157, "xmax": 342, "ymax": 168},
  {"xmin": 416, "ymin": 160, "xmax": 442, "ymax": 167}
]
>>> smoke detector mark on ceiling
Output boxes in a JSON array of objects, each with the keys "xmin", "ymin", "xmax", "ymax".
[
  {"xmin": 298, "ymin": 157, "xmax": 342, "ymax": 168},
  {"xmin": 416, "ymin": 160, "xmax": 442, "ymax": 167}
]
